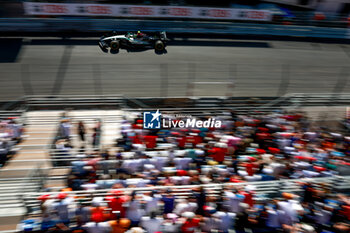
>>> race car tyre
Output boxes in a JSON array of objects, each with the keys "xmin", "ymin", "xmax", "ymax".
[
  {"xmin": 110, "ymin": 40, "xmax": 120, "ymax": 50},
  {"xmin": 154, "ymin": 40, "xmax": 165, "ymax": 51}
]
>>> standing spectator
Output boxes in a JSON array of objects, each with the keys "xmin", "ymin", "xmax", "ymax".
[
  {"xmin": 143, "ymin": 191, "xmax": 161, "ymax": 216},
  {"xmin": 126, "ymin": 192, "xmax": 143, "ymax": 227},
  {"xmin": 140, "ymin": 212, "xmax": 163, "ymax": 233},
  {"xmin": 92, "ymin": 120, "xmax": 102, "ymax": 148},
  {"xmin": 162, "ymin": 190, "xmax": 175, "ymax": 215},
  {"xmin": 59, "ymin": 118, "xmax": 72, "ymax": 141},
  {"xmin": 193, "ymin": 187, "xmax": 206, "ymax": 216},
  {"xmin": 52, "ymin": 193, "xmax": 71, "ymax": 224},
  {"xmin": 75, "ymin": 201, "xmax": 91, "ymax": 227},
  {"xmin": 78, "ymin": 121, "xmax": 86, "ymax": 143}
]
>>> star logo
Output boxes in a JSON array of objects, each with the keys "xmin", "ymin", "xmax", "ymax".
[
  {"xmin": 151, "ymin": 109, "xmax": 161, "ymax": 122},
  {"xmin": 143, "ymin": 110, "xmax": 161, "ymax": 129}
]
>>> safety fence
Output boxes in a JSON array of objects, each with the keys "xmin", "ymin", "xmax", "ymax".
[
  {"xmin": 19, "ymin": 175, "xmax": 350, "ymax": 217},
  {"xmin": 0, "ymin": 18, "xmax": 349, "ymax": 40}
]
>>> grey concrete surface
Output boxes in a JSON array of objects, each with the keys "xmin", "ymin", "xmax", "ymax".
[{"xmin": 1, "ymin": 39, "xmax": 350, "ymax": 100}]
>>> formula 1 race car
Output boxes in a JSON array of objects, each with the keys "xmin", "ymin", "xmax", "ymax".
[{"xmin": 99, "ymin": 31, "xmax": 169, "ymax": 54}]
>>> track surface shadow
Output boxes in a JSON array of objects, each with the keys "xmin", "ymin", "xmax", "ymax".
[{"xmin": 0, "ymin": 39, "xmax": 22, "ymax": 62}]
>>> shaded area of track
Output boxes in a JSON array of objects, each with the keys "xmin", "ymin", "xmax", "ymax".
[{"xmin": 1, "ymin": 38, "xmax": 350, "ymax": 100}]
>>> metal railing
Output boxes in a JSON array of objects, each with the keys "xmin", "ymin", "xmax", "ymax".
[
  {"xmin": 20, "ymin": 175, "xmax": 350, "ymax": 217},
  {"xmin": 0, "ymin": 15, "xmax": 349, "ymax": 37}
]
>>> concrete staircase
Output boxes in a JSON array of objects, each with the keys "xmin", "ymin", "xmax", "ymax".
[{"xmin": 0, "ymin": 111, "xmax": 60, "ymax": 231}]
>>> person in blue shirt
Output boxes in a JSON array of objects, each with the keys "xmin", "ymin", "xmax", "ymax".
[{"xmin": 162, "ymin": 190, "xmax": 175, "ymax": 214}]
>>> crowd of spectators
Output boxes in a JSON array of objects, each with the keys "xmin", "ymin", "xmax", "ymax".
[
  {"xmin": 66, "ymin": 111, "xmax": 350, "ymax": 190},
  {"xmin": 0, "ymin": 117, "xmax": 22, "ymax": 167},
  {"xmin": 53, "ymin": 118, "xmax": 101, "ymax": 166},
  {"xmin": 21, "ymin": 110, "xmax": 350, "ymax": 232}
]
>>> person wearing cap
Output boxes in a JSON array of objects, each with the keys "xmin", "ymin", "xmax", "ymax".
[
  {"xmin": 39, "ymin": 195, "xmax": 56, "ymax": 231},
  {"xmin": 201, "ymin": 206, "xmax": 219, "ymax": 232},
  {"xmin": 52, "ymin": 193, "xmax": 70, "ymax": 224}
]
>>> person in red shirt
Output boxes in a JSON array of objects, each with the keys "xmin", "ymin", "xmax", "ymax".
[
  {"xmin": 239, "ymin": 190, "xmax": 255, "ymax": 208},
  {"xmin": 90, "ymin": 205, "xmax": 109, "ymax": 222},
  {"xmin": 107, "ymin": 190, "xmax": 128, "ymax": 218},
  {"xmin": 177, "ymin": 136, "xmax": 186, "ymax": 148},
  {"xmin": 245, "ymin": 162, "xmax": 254, "ymax": 176},
  {"xmin": 129, "ymin": 134, "xmax": 142, "ymax": 144},
  {"xmin": 181, "ymin": 215, "xmax": 200, "ymax": 233},
  {"xmin": 143, "ymin": 135, "xmax": 157, "ymax": 149},
  {"xmin": 208, "ymin": 147, "xmax": 227, "ymax": 163}
]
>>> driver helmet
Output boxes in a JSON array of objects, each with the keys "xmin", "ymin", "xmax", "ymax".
[{"xmin": 137, "ymin": 31, "xmax": 141, "ymax": 36}]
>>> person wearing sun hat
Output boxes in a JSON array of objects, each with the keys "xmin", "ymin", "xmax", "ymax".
[{"xmin": 38, "ymin": 194, "xmax": 56, "ymax": 231}]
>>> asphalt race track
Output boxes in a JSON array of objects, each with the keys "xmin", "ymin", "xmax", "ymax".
[{"xmin": 1, "ymin": 38, "xmax": 350, "ymax": 100}]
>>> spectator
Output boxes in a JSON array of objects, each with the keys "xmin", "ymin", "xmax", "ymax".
[{"xmin": 78, "ymin": 121, "xmax": 86, "ymax": 143}]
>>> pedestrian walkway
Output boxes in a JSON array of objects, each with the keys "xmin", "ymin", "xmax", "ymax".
[{"xmin": 0, "ymin": 111, "xmax": 60, "ymax": 231}]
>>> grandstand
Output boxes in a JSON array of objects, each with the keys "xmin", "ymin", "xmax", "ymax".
[
  {"xmin": 2, "ymin": 1, "xmax": 350, "ymax": 232},
  {"xmin": 0, "ymin": 94, "xmax": 350, "ymax": 233}
]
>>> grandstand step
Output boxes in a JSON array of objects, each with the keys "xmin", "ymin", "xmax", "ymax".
[
  {"xmin": 0, "ymin": 193, "xmax": 31, "ymax": 200},
  {"xmin": 0, "ymin": 182, "xmax": 37, "ymax": 188},
  {"xmin": 5, "ymin": 159, "xmax": 51, "ymax": 167},
  {"xmin": 0, "ymin": 207, "xmax": 26, "ymax": 217},
  {"xmin": 0, "ymin": 203, "xmax": 24, "ymax": 209},
  {"xmin": 0, "ymin": 215, "xmax": 24, "ymax": 231},
  {"xmin": 8, "ymin": 151, "xmax": 47, "ymax": 159},
  {"xmin": 16, "ymin": 145, "xmax": 48, "ymax": 150},
  {"xmin": 0, "ymin": 199, "xmax": 23, "ymax": 205},
  {"xmin": 0, "ymin": 185, "xmax": 40, "ymax": 193}
]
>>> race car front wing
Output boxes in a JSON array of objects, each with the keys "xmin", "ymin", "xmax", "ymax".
[{"xmin": 98, "ymin": 40, "xmax": 108, "ymax": 53}]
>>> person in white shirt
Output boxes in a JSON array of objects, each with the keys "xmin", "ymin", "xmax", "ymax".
[
  {"xmin": 174, "ymin": 157, "xmax": 192, "ymax": 170},
  {"xmin": 213, "ymin": 211, "xmax": 236, "ymax": 233},
  {"xmin": 174, "ymin": 199, "xmax": 198, "ymax": 216},
  {"xmin": 143, "ymin": 191, "xmax": 161, "ymax": 215},
  {"xmin": 52, "ymin": 194, "xmax": 73, "ymax": 224},
  {"xmin": 201, "ymin": 215, "xmax": 219, "ymax": 233},
  {"xmin": 140, "ymin": 212, "xmax": 163, "ymax": 233},
  {"xmin": 223, "ymin": 190, "xmax": 245, "ymax": 213},
  {"xmin": 126, "ymin": 191, "xmax": 143, "ymax": 226}
]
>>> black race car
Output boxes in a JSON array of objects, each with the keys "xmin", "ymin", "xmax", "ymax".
[{"xmin": 99, "ymin": 31, "xmax": 169, "ymax": 54}]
